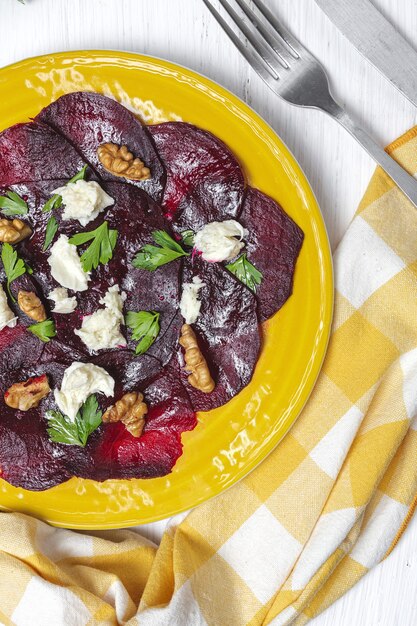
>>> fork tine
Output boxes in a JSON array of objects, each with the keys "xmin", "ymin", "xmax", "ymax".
[
  {"xmin": 202, "ymin": 0, "xmax": 276, "ymax": 80},
  {"xmin": 232, "ymin": 0, "xmax": 294, "ymax": 68},
  {"xmin": 215, "ymin": 0, "xmax": 282, "ymax": 78},
  {"xmin": 251, "ymin": 0, "xmax": 302, "ymax": 58}
]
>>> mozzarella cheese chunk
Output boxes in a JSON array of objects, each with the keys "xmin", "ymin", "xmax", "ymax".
[
  {"xmin": 74, "ymin": 284, "xmax": 126, "ymax": 351},
  {"xmin": 194, "ymin": 220, "xmax": 248, "ymax": 262},
  {"xmin": 180, "ymin": 276, "xmax": 205, "ymax": 324},
  {"xmin": 53, "ymin": 179, "xmax": 114, "ymax": 227},
  {"xmin": 54, "ymin": 361, "xmax": 115, "ymax": 422},
  {"xmin": 48, "ymin": 235, "xmax": 90, "ymax": 292},
  {"xmin": 0, "ymin": 284, "xmax": 17, "ymax": 331},
  {"xmin": 48, "ymin": 287, "xmax": 77, "ymax": 314},
  {"xmin": 100, "ymin": 283, "xmax": 126, "ymax": 316}
]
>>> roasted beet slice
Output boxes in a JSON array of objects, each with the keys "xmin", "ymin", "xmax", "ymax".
[
  {"xmin": 70, "ymin": 357, "xmax": 197, "ymax": 481},
  {"xmin": 91, "ymin": 350, "xmax": 162, "ymax": 397},
  {"xmin": 180, "ymin": 256, "xmax": 261, "ymax": 411},
  {"xmin": 36, "ymin": 92, "xmax": 165, "ymax": 202},
  {"xmin": 0, "ymin": 122, "xmax": 87, "ymax": 185},
  {"xmin": 239, "ymin": 188, "xmax": 304, "ymax": 322},
  {"xmin": 0, "ymin": 425, "xmax": 70, "ymax": 491},
  {"xmin": 0, "ymin": 325, "xmax": 44, "ymax": 374},
  {"xmin": 148, "ymin": 122, "xmax": 245, "ymax": 232},
  {"xmin": 0, "ymin": 324, "xmax": 25, "ymax": 354},
  {"xmin": 0, "ymin": 365, "xmax": 70, "ymax": 491}
]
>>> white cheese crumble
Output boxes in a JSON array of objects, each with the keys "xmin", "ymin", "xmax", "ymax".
[
  {"xmin": 180, "ymin": 276, "xmax": 205, "ymax": 324},
  {"xmin": 53, "ymin": 179, "xmax": 114, "ymax": 227},
  {"xmin": 48, "ymin": 234, "xmax": 90, "ymax": 292},
  {"xmin": 74, "ymin": 284, "xmax": 127, "ymax": 351},
  {"xmin": 194, "ymin": 220, "xmax": 248, "ymax": 262},
  {"xmin": 0, "ymin": 284, "xmax": 17, "ymax": 331},
  {"xmin": 48, "ymin": 287, "xmax": 77, "ymax": 314},
  {"xmin": 54, "ymin": 361, "xmax": 115, "ymax": 422}
]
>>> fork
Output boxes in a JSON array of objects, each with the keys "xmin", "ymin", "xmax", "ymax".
[{"xmin": 202, "ymin": 0, "xmax": 417, "ymax": 208}]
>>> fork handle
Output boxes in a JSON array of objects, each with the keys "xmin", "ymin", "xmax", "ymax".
[{"xmin": 328, "ymin": 103, "xmax": 417, "ymax": 207}]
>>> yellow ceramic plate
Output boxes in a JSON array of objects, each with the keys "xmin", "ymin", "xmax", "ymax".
[{"xmin": 0, "ymin": 51, "xmax": 333, "ymax": 529}]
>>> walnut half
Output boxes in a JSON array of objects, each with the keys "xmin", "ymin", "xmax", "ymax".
[
  {"xmin": 97, "ymin": 143, "xmax": 151, "ymax": 181},
  {"xmin": 102, "ymin": 391, "xmax": 148, "ymax": 438},
  {"xmin": 179, "ymin": 324, "xmax": 215, "ymax": 394},
  {"xmin": 18, "ymin": 290, "xmax": 47, "ymax": 322},
  {"xmin": 0, "ymin": 218, "xmax": 32, "ymax": 244},
  {"xmin": 4, "ymin": 374, "xmax": 51, "ymax": 411}
]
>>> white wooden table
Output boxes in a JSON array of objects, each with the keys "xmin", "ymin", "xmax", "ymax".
[{"xmin": 2, "ymin": 0, "xmax": 417, "ymax": 623}]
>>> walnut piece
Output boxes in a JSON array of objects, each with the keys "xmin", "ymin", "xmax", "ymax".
[
  {"xmin": 4, "ymin": 374, "xmax": 51, "ymax": 411},
  {"xmin": 102, "ymin": 391, "xmax": 148, "ymax": 438},
  {"xmin": 0, "ymin": 218, "xmax": 32, "ymax": 244},
  {"xmin": 18, "ymin": 290, "xmax": 47, "ymax": 322},
  {"xmin": 179, "ymin": 324, "xmax": 215, "ymax": 393},
  {"xmin": 97, "ymin": 143, "xmax": 151, "ymax": 181}
]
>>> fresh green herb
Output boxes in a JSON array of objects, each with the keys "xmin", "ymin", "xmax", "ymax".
[
  {"xmin": 68, "ymin": 165, "xmax": 88, "ymax": 184},
  {"xmin": 132, "ymin": 230, "xmax": 188, "ymax": 271},
  {"xmin": 28, "ymin": 319, "xmax": 56, "ymax": 343},
  {"xmin": 126, "ymin": 310, "xmax": 160, "ymax": 355},
  {"xmin": 226, "ymin": 254, "xmax": 263, "ymax": 293},
  {"xmin": 46, "ymin": 410, "xmax": 85, "ymax": 447},
  {"xmin": 0, "ymin": 191, "xmax": 28, "ymax": 216},
  {"xmin": 46, "ymin": 394, "xmax": 102, "ymax": 447},
  {"xmin": 1, "ymin": 243, "xmax": 29, "ymax": 300},
  {"xmin": 42, "ymin": 193, "xmax": 62, "ymax": 213},
  {"xmin": 69, "ymin": 221, "xmax": 118, "ymax": 272},
  {"xmin": 43, "ymin": 215, "xmax": 59, "ymax": 251},
  {"xmin": 75, "ymin": 394, "xmax": 103, "ymax": 446},
  {"xmin": 42, "ymin": 165, "xmax": 87, "ymax": 212},
  {"xmin": 181, "ymin": 229, "xmax": 195, "ymax": 247}
]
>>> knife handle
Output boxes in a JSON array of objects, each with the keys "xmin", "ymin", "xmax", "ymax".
[{"xmin": 324, "ymin": 100, "xmax": 417, "ymax": 208}]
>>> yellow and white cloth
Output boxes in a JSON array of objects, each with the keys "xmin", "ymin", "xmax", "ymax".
[{"xmin": 1, "ymin": 128, "xmax": 417, "ymax": 626}]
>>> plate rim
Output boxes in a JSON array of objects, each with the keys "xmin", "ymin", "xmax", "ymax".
[{"xmin": 0, "ymin": 50, "xmax": 334, "ymax": 528}]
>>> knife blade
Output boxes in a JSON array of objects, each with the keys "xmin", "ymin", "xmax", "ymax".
[{"xmin": 314, "ymin": 0, "xmax": 417, "ymax": 106}]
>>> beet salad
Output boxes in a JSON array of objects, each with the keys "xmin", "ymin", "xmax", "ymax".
[{"xmin": 0, "ymin": 92, "xmax": 303, "ymax": 491}]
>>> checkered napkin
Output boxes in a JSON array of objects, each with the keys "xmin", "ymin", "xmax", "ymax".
[{"xmin": 1, "ymin": 128, "xmax": 417, "ymax": 626}]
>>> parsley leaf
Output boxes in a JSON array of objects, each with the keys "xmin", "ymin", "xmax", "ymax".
[
  {"xmin": 126, "ymin": 310, "xmax": 160, "ymax": 355},
  {"xmin": 42, "ymin": 165, "xmax": 88, "ymax": 212},
  {"xmin": 28, "ymin": 319, "xmax": 56, "ymax": 343},
  {"xmin": 0, "ymin": 191, "xmax": 28, "ymax": 216},
  {"xmin": 132, "ymin": 230, "xmax": 188, "ymax": 271},
  {"xmin": 43, "ymin": 215, "xmax": 59, "ymax": 251},
  {"xmin": 1, "ymin": 243, "xmax": 28, "ymax": 300},
  {"xmin": 226, "ymin": 254, "xmax": 263, "ymax": 293},
  {"xmin": 69, "ymin": 221, "xmax": 118, "ymax": 272},
  {"xmin": 46, "ymin": 410, "xmax": 83, "ymax": 447},
  {"xmin": 68, "ymin": 165, "xmax": 88, "ymax": 184},
  {"xmin": 180, "ymin": 229, "xmax": 195, "ymax": 247},
  {"xmin": 42, "ymin": 193, "xmax": 62, "ymax": 214},
  {"xmin": 75, "ymin": 394, "xmax": 103, "ymax": 446},
  {"xmin": 46, "ymin": 394, "xmax": 102, "ymax": 447}
]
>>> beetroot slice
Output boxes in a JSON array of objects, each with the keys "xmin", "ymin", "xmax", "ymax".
[
  {"xmin": 0, "ymin": 122, "xmax": 88, "ymax": 185},
  {"xmin": 180, "ymin": 255, "xmax": 261, "ymax": 412},
  {"xmin": 148, "ymin": 122, "xmax": 245, "ymax": 232},
  {"xmin": 36, "ymin": 92, "xmax": 165, "ymax": 203},
  {"xmin": 70, "ymin": 357, "xmax": 197, "ymax": 481},
  {"xmin": 239, "ymin": 188, "xmax": 304, "ymax": 322},
  {"xmin": 0, "ymin": 326, "xmax": 44, "ymax": 375}
]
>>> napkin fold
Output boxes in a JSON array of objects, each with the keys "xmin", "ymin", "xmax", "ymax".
[{"xmin": 1, "ymin": 128, "xmax": 417, "ymax": 626}]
